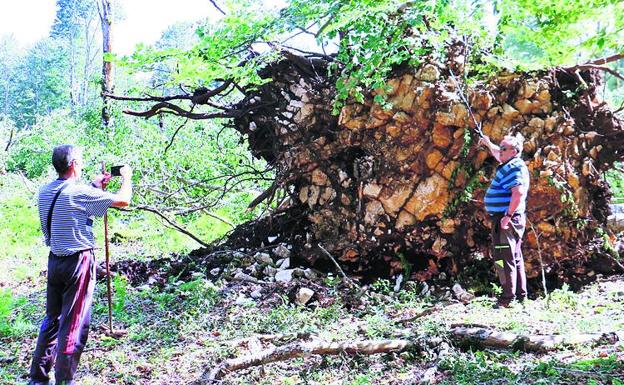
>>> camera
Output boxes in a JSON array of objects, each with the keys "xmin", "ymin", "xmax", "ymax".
[{"xmin": 110, "ymin": 165, "xmax": 123, "ymax": 177}]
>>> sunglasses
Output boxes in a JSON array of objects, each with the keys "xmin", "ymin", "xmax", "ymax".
[{"xmin": 500, "ymin": 145, "xmax": 516, "ymax": 152}]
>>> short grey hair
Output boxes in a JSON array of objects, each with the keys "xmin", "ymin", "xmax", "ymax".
[
  {"xmin": 52, "ymin": 145, "xmax": 81, "ymax": 174},
  {"xmin": 504, "ymin": 133, "xmax": 524, "ymax": 155}
]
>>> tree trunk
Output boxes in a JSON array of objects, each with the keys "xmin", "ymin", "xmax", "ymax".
[
  {"xmin": 98, "ymin": 0, "xmax": 113, "ymax": 129},
  {"xmin": 230, "ymin": 51, "xmax": 624, "ymax": 286}
]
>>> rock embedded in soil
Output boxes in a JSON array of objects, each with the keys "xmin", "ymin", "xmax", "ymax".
[
  {"xmin": 275, "ymin": 269, "xmax": 296, "ymax": 283},
  {"xmin": 295, "ymin": 287, "xmax": 315, "ymax": 305}
]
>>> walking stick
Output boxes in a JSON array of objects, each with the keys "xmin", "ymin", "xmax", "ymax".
[{"xmin": 101, "ymin": 161, "xmax": 114, "ymax": 335}]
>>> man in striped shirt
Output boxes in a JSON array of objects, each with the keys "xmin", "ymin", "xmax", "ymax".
[
  {"xmin": 29, "ymin": 145, "xmax": 132, "ymax": 385},
  {"xmin": 480, "ymin": 134, "xmax": 530, "ymax": 308}
]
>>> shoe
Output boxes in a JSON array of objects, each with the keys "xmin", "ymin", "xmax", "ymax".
[
  {"xmin": 494, "ymin": 297, "xmax": 512, "ymax": 308},
  {"xmin": 517, "ymin": 295, "xmax": 528, "ymax": 303}
]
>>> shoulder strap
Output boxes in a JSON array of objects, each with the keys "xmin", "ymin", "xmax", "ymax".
[{"xmin": 46, "ymin": 183, "xmax": 70, "ymax": 240}]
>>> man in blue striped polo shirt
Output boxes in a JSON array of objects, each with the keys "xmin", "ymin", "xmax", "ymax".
[
  {"xmin": 479, "ymin": 134, "xmax": 530, "ymax": 308},
  {"xmin": 29, "ymin": 145, "xmax": 132, "ymax": 385}
]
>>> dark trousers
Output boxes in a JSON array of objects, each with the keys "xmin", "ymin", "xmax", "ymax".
[
  {"xmin": 30, "ymin": 249, "xmax": 96, "ymax": 385},
  {"xmin": 490, "ymin": 213, "xmax": 527, "ymax": 300}
]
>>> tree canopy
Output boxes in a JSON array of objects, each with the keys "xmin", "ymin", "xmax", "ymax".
[{"xmin": 119, "ymin": 0, "xmax": 624, "ymax": 114}]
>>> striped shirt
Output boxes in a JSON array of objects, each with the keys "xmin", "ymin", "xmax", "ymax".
[
  {"xmin": 484, "ymin": 156, "xmax": 530, "ymax": 214},
  {"xmin": 38, "ymin": 179, "xmax": 115, "ymax": 256}
]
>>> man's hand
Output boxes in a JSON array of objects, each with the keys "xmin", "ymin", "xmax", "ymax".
[
  {"xmin": 500, "ymin": 215, "xmax": 511, "ymax": 230},
  {"xmin": 119, "ymin": 165, "xmax": 133, "ymax": 180},
  {"xmin": 479, "ymin": 135, "xmax": 492, "ymax": 147},
  {"xmin": 92, "ymin": 173, "xmax": 112, "ymax": 189}
]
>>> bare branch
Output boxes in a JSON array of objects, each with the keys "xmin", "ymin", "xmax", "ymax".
[
  {"xmin": 588, "ymin": 53, "xmax": 624, "ymax": 66},
  {"xmin": 246, "ymin": 181, "xmax": 278, "ymax": 211},
  {"xmin": 318, "ymin": 243, "xmax": 359, "ymax": 289},
  {"xmin": 124, "ymin": 101, "xmax": 237, "ymax": 119},
  {"xmin": 209, "ymin": 0, "xmax": 227, "ymax": 15},
  {"xmin": 567, "ymin": 64, "xmax": 624, "ymax": 82},
  {"xmin": 104, "ymin": 92, "xmax": 192, "ymax": 102},
  {"xmin": 164, "ymin": 115, "xmax": 192, "ymax": 154},
  {"xmin": 4, "ymin": 124, "xmax": 14, "ymax": 151},
  {"xmin": 119, "ymin": 205, "xmax": 210, "ymax": 248}
]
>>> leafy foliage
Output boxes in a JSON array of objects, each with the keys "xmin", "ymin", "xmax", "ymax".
[{"xmin": 121, "ymin": 0, "xmax": 623, "ymax": 112}]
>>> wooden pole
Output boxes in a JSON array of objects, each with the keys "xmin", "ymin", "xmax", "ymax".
[{"xmin": 101, "ymin": 161, "xmax": 113, "ymax": 334}]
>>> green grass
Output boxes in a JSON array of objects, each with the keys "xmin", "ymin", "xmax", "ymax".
[{"xmin": 439, "ymin": 352, "xmax": 624, "ymax": 385}]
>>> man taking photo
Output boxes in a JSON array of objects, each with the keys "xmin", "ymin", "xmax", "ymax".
[
  {"xmin": 29, "ymin": 144, "xmax": 132, "ymax": 385},
  {"xmin": 479, "ymin": 134, "xmax": 530, "ymax": 308}
]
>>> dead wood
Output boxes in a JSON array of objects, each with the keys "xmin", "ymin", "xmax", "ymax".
[
  {"xmin": 450, "ymin": 326, "xmax": 623, "ymax": 352},
  {"xmin": 195, "ymin": 326, "xmax": 623, "ymax": 383},
  {"xmin": 118, "ymin": 205, "xmax": 210, "ymax": 248},
  {"xmin": 197, "ymin": 339, "xmax": 415, "ymax": 384}
]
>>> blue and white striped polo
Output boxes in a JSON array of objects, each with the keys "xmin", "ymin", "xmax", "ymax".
[
  {"xmin": 484, "ymin": 156, "xmax": 530, "ymax": 214},
  {"xmin": 38, "ymin": 179, "xmax": 115, "ymax": 256}
]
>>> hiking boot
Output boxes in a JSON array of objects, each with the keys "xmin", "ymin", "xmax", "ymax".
[{"xmin": 494, "ymin": 297, "xmax": 512, "ymax": 308}]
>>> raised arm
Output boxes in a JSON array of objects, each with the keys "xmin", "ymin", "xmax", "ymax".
[
  {"xmin": 110, "ymin": 166, "xmax": 133, "ymax": 207},
  {"xmin": 92, "ymin": 165, "xmax": 133, "ymax": 207},
  {"xmin": 479, "ymin": 135, "xmax": 502, "ymax": 162}
]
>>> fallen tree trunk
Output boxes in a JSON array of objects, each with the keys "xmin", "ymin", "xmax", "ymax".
[
  {"xmin": 196, "ymin": 328, "xmax": 623, "ymax": 383},
  {"xmin": 451, "ymin": 326, "xmax": 622, "ymax": 352},
  {"xmin": 200, "ymin": 338, "xmax": 414, "ymax": 383},
  {"xmin": 229, "ymin": 49, "xmax": 624, "ymax": 286}
]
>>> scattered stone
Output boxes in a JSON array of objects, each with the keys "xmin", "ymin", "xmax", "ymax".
[
  {"xmin": 263, "ymin": 266, "xmax": 278, "ymax": 278},
  {"xmin": 247, "ymin": 263, "xmax": 262, "ymax": 277},
  {"xmin": 137, "ymin": 284, "xmax": 151, "ymax": 292},
  {"xmin": 250, "ymin": 288, "xmax": 263, "ymax": 299},
  {"xmin": 235, "ymin": 293, "xmax": 252, "ymax": 306},
  {"xmin": 254, "ymin": 252, "xmax": 273, "ymax": 264},
  {"xmin": 273, "ymin": 243, "xmax": 291, "ymax": 259},
  {"xmin": 210, "ymin": 268, "xmax": 220, "ymax": 276},
  {"xmin": 393, "ymin": 274, "xmax": 404, "ymax": 292},
  {"xmin": 275, "ymin": 269, "xmax": 295, "ymax": 283},
  {"xmin": 452, "ymin": 283, "xmax": 475, "ymax": 304},
  {"xmin": 302, "ymin": 268, "xmax": 320, "ymax": 281},
  {"xmin": 232, "ymin": 271, "xmax": 263, "ymax": 284},
  {"xmin": 438, "ymin": 272, "xmax": 447, "ymax": 280},
  {"xmin": 295, "ymin": 287, "xmax": 315, "ymax": 305},
  {"xmin": 420, "ymin": 366, "xmax": 438, "ymax": 384},
  {"xmin": 277, "ymin": 257, "xmax": 291, "ymax": 270},
  {"xmin": 147, "ymin": 275, "xmax": 159, "ymax": 285}
]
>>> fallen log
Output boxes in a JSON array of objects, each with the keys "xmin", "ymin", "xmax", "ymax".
[
  {"xmin": 198, "ymin": 339, "xmax": 414, "ymax": 383},
  {"xmin": 451, "ymin": 326, "xmax": 623, "ymax": 352},
  {"xmin": 194, "ymin": 328, "xmax": 623, "ymax": 383}
]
